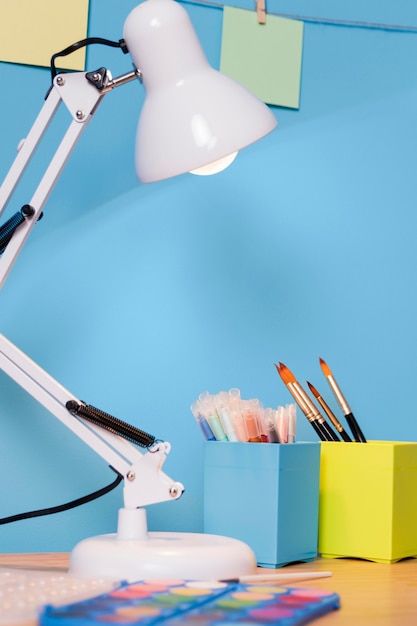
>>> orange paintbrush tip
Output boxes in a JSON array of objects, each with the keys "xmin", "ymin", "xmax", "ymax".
[
  {"xmin": 278, "ymin": 362, "xmax": 297, "ymax": 384},
  {"xmin": 275, "ymin": 363, "xmax": 292, "ymax": 384},
  {"xmin": 275, "ymin": 363, "xmax": 287, "ymax": 383},
  {"xmin": 307, "ymin": 381, "xmax": 320, "ymax": 399},
  {"xmin": 319, "ymin": 357, "xmax": 332, "ymax": 378}
]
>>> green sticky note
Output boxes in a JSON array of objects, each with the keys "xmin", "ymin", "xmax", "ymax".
[{"xmin": 220, "ymin": 6, "xmax": 304, "ymax": 109}]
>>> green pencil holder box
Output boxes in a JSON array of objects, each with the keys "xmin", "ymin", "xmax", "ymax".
[
  {"xmin": 319, "ymin": 441, "xmax": 417, "ymax": 563},
  {"xmin": 203, "ymin": 441, "xmax": 320, "ymax": 568}
]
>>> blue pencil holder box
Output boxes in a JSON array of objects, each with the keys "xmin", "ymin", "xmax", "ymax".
[{"xmin": 203, "ymin": 441, "xmax": 320, "ymax": 568}]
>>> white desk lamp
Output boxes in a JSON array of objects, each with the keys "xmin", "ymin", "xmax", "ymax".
[{"xmin": 0, "ymin": 0, "xmax": 277, "ymax": 581}]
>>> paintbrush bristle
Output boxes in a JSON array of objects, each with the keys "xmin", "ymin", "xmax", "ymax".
[
  {"xmin": 279, "ymin": 362, "xmax": 297, "ymax": 383},
  {"xmin": 275, "ymin": 363, "xmax": 288, "ymax": 383},
  {"xmin": 307, "ymin": 381, "xmax": 320, "ymax": 398},
  {"xmin": 319, "ymin": 357, "xmax": 332, "ymax": 377}
]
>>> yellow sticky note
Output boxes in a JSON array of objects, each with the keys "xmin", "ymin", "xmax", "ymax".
[
  {"xmin": 220, "ymin": 6, "xmax": 303, "ymax": 109},
  {"xmin": 0, "ymin": 0, "xmax": 89, "ymax": 70}
]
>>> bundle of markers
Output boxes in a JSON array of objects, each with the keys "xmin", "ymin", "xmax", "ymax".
[{"xmin": 191, "ymin": 388, "xmax": 296, "ymax": 443}]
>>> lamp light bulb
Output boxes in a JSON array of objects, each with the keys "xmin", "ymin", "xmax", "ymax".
[{"xmin": 190, "ymin": 151, "xmax": 238, "ymax": 176}]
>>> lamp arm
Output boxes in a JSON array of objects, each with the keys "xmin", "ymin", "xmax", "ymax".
[
  {"xmin": 0, "ymin": 67, "xmax": 184, "ymax": 510},
  {"xmin": 0, "ymin": 332, "xmax": 184, "ymax": 509},
  {"xmin": 0, "ymin": 67, "xmax": 140, "ymax": 290}
]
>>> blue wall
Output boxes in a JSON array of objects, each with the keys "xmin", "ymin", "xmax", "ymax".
[{"xmin": 1, "ymin": 0, "xmax": 417, "ymax": 552}]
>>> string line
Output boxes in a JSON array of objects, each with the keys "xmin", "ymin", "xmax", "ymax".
[{"xmin": 182, "ymin": 0, "xmax": 417, "ymax": 34}]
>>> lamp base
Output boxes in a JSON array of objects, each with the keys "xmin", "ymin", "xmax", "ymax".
[{"xmin": 69, "ymin": 508, "xmax": 257, "ymax": 582}]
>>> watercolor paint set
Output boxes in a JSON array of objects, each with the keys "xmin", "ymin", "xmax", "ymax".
[{"xmin": 39, "ymin": 578, "xmax": 340, "ymax": 625}]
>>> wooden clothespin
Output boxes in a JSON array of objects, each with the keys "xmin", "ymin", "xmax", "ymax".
[{"xmin": 256, "ymin": 0, "xmax": 266, "ymax": 24}]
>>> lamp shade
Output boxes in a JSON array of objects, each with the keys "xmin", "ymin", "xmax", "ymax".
[{"xmin": 123, "ymin": 0, "xmax": 277, "ymax": 183}]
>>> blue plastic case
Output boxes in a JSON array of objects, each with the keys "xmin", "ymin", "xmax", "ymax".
[{"xmin": 204, "ymin": 441, "xmax": 321, "ymax": 568}]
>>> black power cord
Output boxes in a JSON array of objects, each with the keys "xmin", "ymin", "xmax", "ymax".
[
  {"xmin": 0, "ymin": 468, "xmax": 122, "ymax": 525},
  {"xmin": 50, "ymin": 37, "xmax": 129, "ymax": 81}
]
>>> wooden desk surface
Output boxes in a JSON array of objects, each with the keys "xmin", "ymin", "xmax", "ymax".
[{"xmin": 0, "ymin": 553, "xmax": 416, "ymax": 625}]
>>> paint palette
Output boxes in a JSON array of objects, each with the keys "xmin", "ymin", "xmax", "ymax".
[{"xmin": 40, "ymin": 579, "xmax": 340, "ymax": 625}]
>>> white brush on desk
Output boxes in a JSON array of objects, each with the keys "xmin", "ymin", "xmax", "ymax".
[{"xmin": 221, "ymin": 571, "xmax": 333, "ymax": 584}]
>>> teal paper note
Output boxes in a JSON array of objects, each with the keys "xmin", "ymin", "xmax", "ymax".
[{"xmin": 220, "ymin": 6, "xmax": 304, "ymax": 109}]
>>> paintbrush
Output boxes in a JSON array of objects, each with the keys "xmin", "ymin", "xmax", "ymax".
[
  {"xmin": 319, "ymin": 358, "xmax": 366, "ymax": 443},
  {"xmin": 276, "ymin": 363, "xmax": 339, "ymax": 442},
  {"xmin": 307, "ymin": 381, "xmax": 352, "ymax": 442},
  {"xmin": 221, "ymin": 570, "xmax": 332, "ymax": 584}
]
